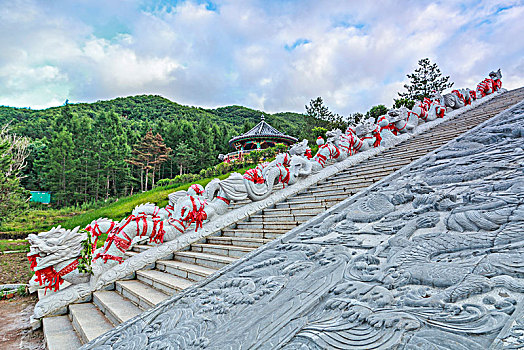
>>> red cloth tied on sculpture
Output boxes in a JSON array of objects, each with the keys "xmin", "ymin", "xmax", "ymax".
[
  {"xmin": 379, "ymin": 123, "xmax": 398, "ymax": 135},
  {"xmin": 27, "ymin": 254, "xmax": 38, "ymax": 269},
  {"xmin": 190, "ymin": 184, "xmax": 205, "ymax": 195},
  {"xmin": 243, "ymin": 168, "xmax": 265, "ymax": 184},
  {"xmin": 277, "ymin": 164, "xmax": 290, "ymax": 186},
  {"xmin": 93, "ymin": 216, "xmax": 134, "ymax": 263},
  {"xmin": 34, "ymin": 265, "xmax": 63, "ymax": 293},
  {"xmin": 149, "ymin": 218, "xmax": 165, "ymax": 244},
  {"xmin": 452, "ymin": 90, "xmax": 466, "ymax": 105},
  {"xmin": 305, "ymin": 149, "xmax": 312, "ymax": 159},
  {"xmin": 372, "ymin": 127, "xmax": 382, "ymax": 147},
  {"xmin": 33, "ymin": 258, "xmax": 79, "ymax": 293}
]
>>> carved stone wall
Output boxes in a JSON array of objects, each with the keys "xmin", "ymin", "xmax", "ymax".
[{"xmin": 83, "ymin": 99, "xmax": 524, "ymax": 349}]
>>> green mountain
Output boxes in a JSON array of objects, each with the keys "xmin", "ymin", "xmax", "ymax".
[
  {"xmin": 1, "ymin": 95, "xmax": 312, "ymax": 139},
  {"xmin": 0, "ymin": 95, "xmax": 330, "ymax": 207}
]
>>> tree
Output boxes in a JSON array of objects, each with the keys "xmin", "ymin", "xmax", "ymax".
[
  {"xmin": 173, "ymin": 142, "xmax": 193, "ymax": 176},
  {"xmin": 0, "ymin": 127, "xmax": 30, "ymax": 222},
  {"xmin": 43, "ymin": 129, "xmax": 76, "ymax": 206},
  {"xmin": 305, "ymin": 97, "xmax": 332, "ymax": 121},
  {"xmin": 311, "ymin": 127, "xmax": 327, "ymax": 140},
  {"xmin": 347, "ymin": 112, "xmax": 364, "ymax": 126},
  {"xmin": 92, "ymin": 111, "xmax": 131, "ymax": 200},
  {"xmin": 398, "ymin": 58, "xmax": 454, "ymax": 101},
  {"xmin": 365, "ymin": 105, "xmax": 388, "ymax": 122},
  {"xmin": 149, "ymin": 132, "xmax": 171, "ymax": 187},
  {"xmin": 305, "ymin": 97, "xmax": 348, "ymax": 132},
  {"xmin": 126, "ymin": 130, "xmax": 171, "ymax": 191},
  {"xmin": 393, "ymin": 98, "xmax": 416, "ymax": 110}
]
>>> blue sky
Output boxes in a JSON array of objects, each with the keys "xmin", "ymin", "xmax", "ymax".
[{"xmin": 0, "ymin": 0, "xmax": 523, "ymax": 115}]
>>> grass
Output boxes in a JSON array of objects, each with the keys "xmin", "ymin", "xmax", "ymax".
[
  {"xmin": 0, "ymin": 207, "xmax": 86, "ymax": 237},
  {"xmin": 0, "ymin": 165, "xmax": 256, "ymax": 243},
  {"xmin": 61, "ymin": 166, "xmax": 255, "ymax": 230},
  {"xmin": 0, "ymin": 239, "xmax": 29, "ymax": 253}
]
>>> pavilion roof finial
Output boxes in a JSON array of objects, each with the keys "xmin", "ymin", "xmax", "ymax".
[{"xmin": 261, "ymin": 114, "xmax": 265, "ymax": 121}]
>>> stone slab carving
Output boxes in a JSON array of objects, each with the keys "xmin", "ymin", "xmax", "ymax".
[{"xmin": 82, "ymin": 98, "xmax": 524, "ymax": 348}]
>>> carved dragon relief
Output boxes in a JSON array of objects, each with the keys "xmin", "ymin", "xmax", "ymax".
[{"xmin": 281, "ymin": 110, "xmax": 524, "ymax": 349}]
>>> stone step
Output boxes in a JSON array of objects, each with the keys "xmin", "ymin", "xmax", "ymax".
[
  {"xmin": 334, "ymin": 159, "xmax": 411, "ymax": 174},
  {"xmin": 43, "ymin": 315, "xmax": 83, "ymax": 349},
  {"xmin": 262, "ymin": 206, "xmax": 327, "ymax": 215},
  {"xmin": 285, "ymin": 192, "xmax": 349, "ymax": 202},
  {"xmin": 156, "ymin": 259, "xmax": 217, "ymax": 281},
  {"xmin": 115, "ymin": 279, "xmax": 170, "ymax": 309},
  {"xmin": 303, "ymin": 183, "xmax": 372, "ymax": 196},
  {"xmin": 235, "ymin": 220, "xmax": 300, "ymax": 230},
  {"xmin": 275, "ymin": 198, "xmax": 340, "ymax": 209},
  {"xmin": 310, "ymin": 179, "xmax": 378, "ymax": 193},
  {"xmin": 93, "ymin": 290, "xmax": 142, "ymax": 326},
  {"xmin": 136, "ymin": 269, "xmax": 193, "ymax": 294},
  {"xmin": 249, "ymin": 212, "xmax": 317, "ymax": 223},
  {"xmin": 125, "ymin": 250, "xmax": 139, "ymax": 259},
  {"xmin": 132, "ymin": 244, "xmax": 153, "ymax": 253},
  {"xmin": 69, "ymin": 303, "xmax": 114, "ymax": 344},
  {"xmin": 191, "ymin": 243, "xmax": 256, "ymax": 258},
  {"xmin": 221, "ymin": 228, "xmax": 288, "ymax": 239},
  {"xmin": 174, "ymin": 251, "xmax": 237, "ymax": 269},
  {"xmin": 206, "ymin": 236, "xmax": 271, "ymax": 248}
]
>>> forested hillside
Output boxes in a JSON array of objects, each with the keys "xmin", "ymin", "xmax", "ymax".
[{"xmin": 1, "ymin": 95, "xmax": 332, "ymax": 207}]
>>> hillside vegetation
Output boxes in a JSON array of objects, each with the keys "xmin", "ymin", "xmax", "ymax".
[{"xmin": 1, "ymin": 95, "xmax": 332, "ymax": 208}]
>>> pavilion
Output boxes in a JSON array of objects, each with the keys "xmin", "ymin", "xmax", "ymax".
[{"xmin": 221, "ymin": 115, "xmax": 298, "ymax": 163}]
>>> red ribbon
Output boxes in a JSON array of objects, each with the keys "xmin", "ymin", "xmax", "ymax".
[
  {"xmin": 243, "ymin": 168, "xmax": 265, "ymax": 184},
  {"xmin": 216, "ymin": 195, "xmax": 230, "ymax": 205},
  {"xmin": 33, "ymin": 258, "xmax": 80, "ymax": 293},
  {"xmin": 277, "ymin": 165, "xmax": 290, "ymax": 186},
  {"xmin": 86, "ymin": 221, "xmax": 115, "ymax": 252},
  {"xmin": 305, "ymin": 149, "xmax": 312, "ymax": 159},
  {"xmin": 94, "ymin": 215, "xmax": 134, "ymax": 263},
  {"xmin": 187, "ymin": 196, "xmax": 208, "ymax": 231},
  {"xmin": 27, "ymin": 254, "xmax": 38, "ymax": 269},
  {"xmin": 150, "ymin": 218, "xmax": 165, "ymax": 244},
  {"xmin": 380, "ymin": 124, "xmax": 398, "ymax": 135}
]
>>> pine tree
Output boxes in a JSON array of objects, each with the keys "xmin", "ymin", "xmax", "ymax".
[
  {"xmin": 149, "ymin": 132, "xmax": 171, "ymax": 188},
  {"xmin": 126, "ymin": 130, "xmax": 171, "ymax": 191},
  {"xmin": 305, "ymin": 97, "xmax": 332, "ymax": 121},
  {"xmin": 92, "ymin": 111, "xmax": 131, "ymax": 199},
  {"xmin": 365, "ymin": 105, "xmax": 388, "ymax": 122},
  {"xmin": 194, "ymin": 117, "xmax": 215, "ymax": 170},
  {"xmin": 398, "ymin": 58, "xmax": 454, "ymax": 101},
  {"xmin": 173, "ymin": 142, "xmax": 193, "ymax": 176},
  {"xmin": 305, "ymin": 97, "xmax": 348, "ymax": 132},
  {"xmin": 43, "ymin": 129, "xmax": 75, "ymax": 206},
  {"xmin": 347, "ymin": 112, "xmax": 363, "ymax": 126}
]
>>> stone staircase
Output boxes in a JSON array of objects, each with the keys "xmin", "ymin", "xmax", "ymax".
[{"xmin": 40, "ymin": 88, "xmax": 524, "ymax": 349}]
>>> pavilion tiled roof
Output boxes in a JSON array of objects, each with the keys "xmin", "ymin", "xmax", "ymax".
[{"xmin": 229, "ymin": 115, "xmax": 298, "ymax": 147}]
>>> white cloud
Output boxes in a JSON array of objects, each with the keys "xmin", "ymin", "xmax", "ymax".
[{"xmin": 0, "ymin": 0, "xmax": 523, "ymax": 116}]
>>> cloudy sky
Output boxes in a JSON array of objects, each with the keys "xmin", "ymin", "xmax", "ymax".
[{"xmin": 1, "ymin": 0, "xmax": 523, "ymax": 115}]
